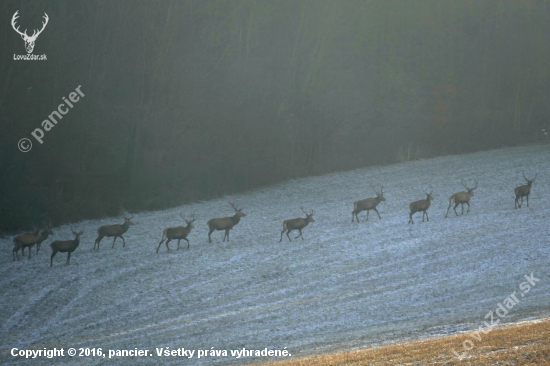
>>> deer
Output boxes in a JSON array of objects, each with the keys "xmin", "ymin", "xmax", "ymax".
[
  {"xmin": 445, "ymin": 180, "xmax": 478, "ymax": 217},
  {"xmin": 156, "ymin": 213, "xmax": 196, "ymax": 253},
  {"xmin": 13, "ymin": 223, "xmax": 54, "ymax": 261},
  {"xmin": 280, "ymin": 207, "xmax": 315, "ymax": 242},
  {"xmin": 352, "ymin": 185, "xmax": 386, "ymax": 222},
  {"xmin": 514, "ymin": 172, "xmax": 537, "ymax": 209},
  {"xmin": 408, "ymin": 189, "xmax": 434, "ymax": 224},
  {"xmin": 11, "ymin": 10, "xmax": 49, "ymax": 54},
  {"xmin": 207, "ymin": 202, "xmax": 246, "ymax": 243},
  {"xmin": 94, "ymin": 214, "xmax": 134, "ymax": 250},
  {"xmin": 50, "ymin": 229, "xmax": 83, "ymax": 266}
]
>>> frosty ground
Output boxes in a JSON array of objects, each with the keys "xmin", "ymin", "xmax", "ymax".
[{"xmin": 1, "ymin": 144, "xmax": 549, "ymax": 365}]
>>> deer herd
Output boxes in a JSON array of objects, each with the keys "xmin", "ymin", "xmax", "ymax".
[{"xmin": 10, "ymin": 172, "xmax": 538, "ymax": 266}]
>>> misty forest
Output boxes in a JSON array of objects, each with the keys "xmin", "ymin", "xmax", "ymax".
[
  {"xmin": 2, "ymin": 1, "xmax": 550, "ymax": 365},
  {"xmin": 2, "ymin": 0, "xmax": 549, "ymax": 232}
]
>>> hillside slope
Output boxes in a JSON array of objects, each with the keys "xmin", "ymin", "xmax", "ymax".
[{"xmin": 1, "ymin": 144, "xmax": 549, "ymax": 365}]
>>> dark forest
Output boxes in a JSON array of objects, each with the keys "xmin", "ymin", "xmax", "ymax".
[{"xmin": 1, "ymin": 0, "xmax": 549, "ymax": 232}]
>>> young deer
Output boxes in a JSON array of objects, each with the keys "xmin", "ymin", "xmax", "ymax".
[
  {"xmin": 352, "ymin": 185, "xmax": 386, "ymax": 222},
  {"xmin": 446, "ymin": 180, "xmax": 478, "ymax": 217},
  {"xmin": 280, "ymin": 207, "xmax": 315, "ymax": 242},
  {"xmin": 13, "ymin": 224, "xmax": 54, "ymax": 261},
  {"xmin": 50, "ymin": 229, "xmax": 83, "ymax": 266},
  {"xmin": 94, "ymin": 214, "xmax": 134, "ymax": 250},
  {"xmin": 514, "ymin": 172, "xmax": 537, "ymax": 209},
  {"xmin": 156, "ymin": 213, "xmax": 196, "ymax": 253},
  {"xmin": 207, "ymin": 202, "xmax": 246, "ymax": 243},
  {"xmin": 409, "ymin": 189, "xmax": 434, "ymax": 224}
]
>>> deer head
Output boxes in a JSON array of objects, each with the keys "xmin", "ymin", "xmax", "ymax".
[
  {"xmin": 180, "ymin": 212, "xmax": 196, "ymax": 228},
  {"xmin": 371, "ymin": 184, "xmax": 386, "ymax": 202},
  {"xmin": 461, "ymin": 179, "xmax": 478, "ymax": 196},
  {"xmin": 229, "ymin": 201, "xmax": 247, "ymax": 218},
  {"xmin": 300, "ymin": 207, "xmax": 315, "ymax": 223},
  {"xmin": 522, "ymin": 172, "xmax": 537, "ymax": 187},
  {"xmin": 11, "ymin": 11, "xmax": 49, "ymax": 54}
]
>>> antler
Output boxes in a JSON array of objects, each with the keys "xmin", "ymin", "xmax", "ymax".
[
  {"xmin": 31, "ymin": 13, "xmax": 49, "ymax": 39},
  {"xmin": 11, "ymin": 11, "xmax": 48, "ymax": 40},
  {"xmin": 301, "ymin": 207, "xmax": 314, "ymax": 216},
  {"xmin": 11, "ymin": 11, "xmax": 27, "ymax": 38},
  {"xmin": 523, "ymin": 171, "xmax": 538, "ymax": 182},
  {"xmin": 229, "ymin": 201, "xmax": 242, "ymax": 212},
  {"xmin": 71, "ymin": 228, "xmax": 83, "ymax": 236},
  {"xmin": 184, "ymin": 213, "xmax": 196, "ymax": 224}
]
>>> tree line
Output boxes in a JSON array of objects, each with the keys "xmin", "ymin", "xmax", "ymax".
[{"xmin": 1, "ymin": 0, "xmax": 549, "ymax": 233}]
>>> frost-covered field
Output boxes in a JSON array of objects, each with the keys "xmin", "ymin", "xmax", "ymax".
[{"xmin": 1, "ymin": 145, "xmax": 549, "ymax": 365}]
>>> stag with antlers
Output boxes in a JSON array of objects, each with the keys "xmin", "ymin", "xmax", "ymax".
[
  {"xmin": 445, "ymin": 180, "xmax": 478, "ymax": 217},
  {"xmin": 207, "ymin": 202, "xmax": 246, "ymax": 243},
  {"xmin": 514, "ymin": 172, "xmax": 537, "ymax": 209},
  {"xmin": 409, "ymin": 188, "xmax": 434, "ymax": 224},
  {"xmin": 94, "ymin": 214, "xmax": 134, "ymax": 250},
  {"xmin": 280, "ymin": 207, "xmax": 315, "ymax": 242},
  {"xmin": 11, "ymin": 10, "xmax": 49, "ymax": 54},
  {"xmin": 157, "ymin": 213, "xmax": 196, "ymax": 253},
  {"xmin": 352, "ymin": 185, "xmax": 386, "ymax": 222}
]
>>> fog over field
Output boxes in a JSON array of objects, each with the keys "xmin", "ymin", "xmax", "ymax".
[{"xmin": 1, "ymin": 144, "xmax": 549, "ymax": 365}]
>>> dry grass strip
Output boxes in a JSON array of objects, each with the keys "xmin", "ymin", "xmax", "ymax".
[{"xmin": 258, "ymin": 318, "xmax": 550, "ymax": 366}]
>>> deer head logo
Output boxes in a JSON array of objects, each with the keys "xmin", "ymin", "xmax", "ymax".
[{"xmin": 11, "ymin": 10, "xmax": 49, "ymax": 54}]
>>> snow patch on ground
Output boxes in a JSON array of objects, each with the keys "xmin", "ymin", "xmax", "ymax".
[{"xmin": 1, "ymin": 144, "xmax": 549, "ymax": 365}]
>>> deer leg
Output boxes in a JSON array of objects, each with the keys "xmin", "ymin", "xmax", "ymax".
[
  {"xmin": 112, "ymin": 236, "xmax": 117, "ymax": 248},
  {"xmin": 526, "ymin": 194, "xmax": 529, "ymax": 207},
  {"xmin": 295, "ymin": 229, "xmax": 304, "ymax": 240},
  {"xmin": 156, "ymin": 239, "xmax": 165, "ymax": 253},
  {"xmin": 98, "ymin": 236, "xmax": 104, "ymax": 250},
  {"xmin": 13, "ymin": 247, "xmax": 20, "ymax": 261},
  {"xmin": 280, "ymin": 229, "xmax": 285, "ymax": 242},
  {"xmin": 28, "ymin": 245, "xmax": 32, "ymax": 259},
  {"xmin": 165, "ymin": 238, "xmax": 171, "ymax": 251},
  {"xmin": 208, "ymin": 228, "xmax": 214, "ymax": 243},
  {"xmin": 121, "ymin": 235, "xmax": 126, "ymax": 247},
  {"xmin": 50, "ymin": 251, "xmax": 57, "ymax": 267},
  {"xmin": 66, "ymin": 252, "xmax": 71, "ymax": 265},
  {"xmin": 461, "ymin": 203, "xmax": 464, "ymax": 215},
  {"xmin": 466, "ymin": 202, "xmax": 470, "ymax": 213},
  {"xmin": 286, "ymin": 230, "xmax": 292, "ymax": 241},
  {"xmin": 177, "ymin": 239, "xmax": 181, "ymax": 250},
  {"xmin": 374, "ymin": 208, "xmax": 381, "ymax": 219},
  {"xmin": 36, "ymin": 243, "xmax": 40, "ymax": 254},
  {"xmin": 224, "ymin": 229, "xmax": 230, "ymax": 242},
  {"xmin": 352, "ymin": 212, "xmax": 356, "ymax": 223},
  {"xmin": 365, "ymin": 210, "xmax": 369, "ymax": 221},
  {"xmin": 184, "ymin": 237, "xmax": 190, "ymax": 249},
  {"xmin": 408, "ymin": 212, "xmax": 414, "ymax": 224},
  {"xmin": 426, "ymin": 210, "xmax": 429, "ymax": 221}
]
